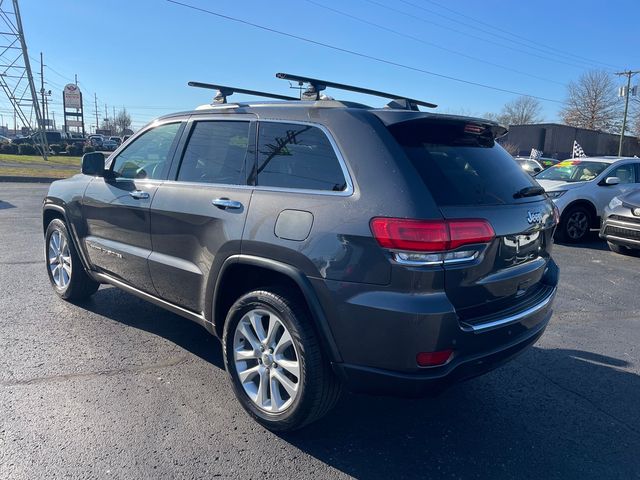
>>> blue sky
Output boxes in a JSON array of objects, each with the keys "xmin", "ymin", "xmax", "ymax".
[{"xmin": 16, "ymin": 0, "xmax": 639, "ymax": 130}]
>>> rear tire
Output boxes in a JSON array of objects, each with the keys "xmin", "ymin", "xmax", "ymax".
[
  {"xmin": 222, "ymin": 288, "xmax": 341, "ymax": 431},
  {"xmin": 556, "ymin": 205, "xmax": 591, "ymax": 243},
  {"xmin": 45, "ymin": 218, "xmax": 99, "ymax": 300}
]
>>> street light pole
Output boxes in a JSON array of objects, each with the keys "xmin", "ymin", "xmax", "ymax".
[{"xmin": 616, "ymin": 70, "xmax": 639, "ymax": 157}]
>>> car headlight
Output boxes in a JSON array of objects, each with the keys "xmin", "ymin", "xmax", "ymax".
[
  {"xmin": 608, "ymin": 196, "xmax": 623, "ymax": 209},
  {"xmin": 546, "ymin": 190, "xmax": 566, "ymax": 199}
]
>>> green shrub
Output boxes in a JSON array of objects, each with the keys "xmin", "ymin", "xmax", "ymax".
[
  {"xmin": 66, "ymin": 144, "xmax": 82, "ymax": 156},
  {"xmin": 50, "ymin": 144, "xmax": 63, "ymax": 154},
  {"xmin": 18, "ymin": 144, "xmax": 37, "ymax": 155},
  {"xmin": 0, "ymin": 143, "xmax": 19, "ymax": 154},
  {"xmin": 83, "ymin": 145, "xmax": 95, "ymax": 154}
]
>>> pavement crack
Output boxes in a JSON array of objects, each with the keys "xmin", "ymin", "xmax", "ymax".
[{"xmin": 0, "ymin": 355, "xmax": 191, "ymax": 387}]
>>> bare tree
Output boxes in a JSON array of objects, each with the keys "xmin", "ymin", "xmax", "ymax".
[
  {"xmin": 495, "ymin": 96, "xmax": 543, "ymax": 126},
  {"xmin": 113, "ymin": 108, "xmax": 132, "ymax": 136},
  {"xmin": 499, "ymin": 141, "xmax": 520, "ymax": 156},
  {"xmin": 560, "ymin": 70, "xmax": 622, "ymax": 132}
]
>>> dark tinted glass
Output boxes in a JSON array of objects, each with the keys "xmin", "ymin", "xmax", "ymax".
[
  {"xmin": 257, "ymin": 122, "xmax": 347, "ymax": 191},
  {"xmin": 388, "ymin": 119, "xmax": 538, "ymax": 206},
  {"xmin": 177, "ymin": 121, "xmax": 250, "ymax": 185},
  {"xmin": 112, "ymin": 122, "xmax": 181, "ymax": 180}
]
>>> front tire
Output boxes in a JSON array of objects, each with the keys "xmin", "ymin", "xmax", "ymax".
[
  {"xmin": 556, "ymin": 205, "xmax": 591, "ymax": 243},
  {"xmin": 222, "ymin": 289, "xmax": 341, "ymax": 431},
  {"xmin": 45, "ymin": 218, "xmax": 99, "ymax": 300}
]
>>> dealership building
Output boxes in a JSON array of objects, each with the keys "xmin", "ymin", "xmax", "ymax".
[{"xmin": 498, "ymin": 123, "xmax": 640, "ymax": 159}]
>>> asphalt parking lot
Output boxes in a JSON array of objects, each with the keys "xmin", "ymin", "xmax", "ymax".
[{"xmin": 1, "ymin": 182, "xmax": 639, "ymax": 479}]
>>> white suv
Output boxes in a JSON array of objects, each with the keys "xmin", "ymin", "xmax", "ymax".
[{"xmin": 536, "ymin": 157, "xmax": 640, "ymax": 242}]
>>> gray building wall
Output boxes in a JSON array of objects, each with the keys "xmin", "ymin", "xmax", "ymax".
[{"xmin": 499, "ymin": 123, "xmax": 640, "ymax": 159}]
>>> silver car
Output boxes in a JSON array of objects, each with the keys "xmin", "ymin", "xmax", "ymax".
[{"xmin": 600, "ymin": 189, "xmax": 640, "ymax": 254}]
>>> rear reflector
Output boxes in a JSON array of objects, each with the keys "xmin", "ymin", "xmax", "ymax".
[
  {"xmin": 416, "ymin": 349, "xmax": 454, "ymax": 367},
  {"xmin": 370, "ymin": 218, "xmax": 494, "ymax": 252}
]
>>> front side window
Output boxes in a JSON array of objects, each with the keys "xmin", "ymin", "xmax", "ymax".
[
  {"xmin": 111, "ymin": 122, "xmax": 181, "ymax": 180},
  {"xmin": 608, "ymin": 164, "xmax": 636, "ymax": 184},
  {"xmin": 177, "ymin": 121, "xmax": 250, "ymax": 185},
  {"xmin": 256, "ymin": 122, "xmax": 347, "ymax": 192}
]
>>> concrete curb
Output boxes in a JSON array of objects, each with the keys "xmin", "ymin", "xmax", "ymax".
[{"xmin": 0, "ymin": 176, "xmax": 59, "ymax": 183}]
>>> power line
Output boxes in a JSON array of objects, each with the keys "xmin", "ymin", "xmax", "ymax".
[
  {"xmin": 304, "ymin": 0, "xmax": 564, "ymax": 86},
  {"xmin": 360, "ymin": 0, "xmax": 605, "ymax": 72},
  {"xmin": 422, "ymin": 0, "xmax": 621, "ymax": 70},
  {"xmin": 165, "ymin": 0, "xmax": 564, "ymax": 104}
]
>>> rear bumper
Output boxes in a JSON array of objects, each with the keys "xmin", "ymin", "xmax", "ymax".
[
  {"xmin": 315, "ymin": 259, "xmax": 558, "ymax": 396},
  {"xmin": 332, "ymin": 312, "xmax": 549, "ymax": 397}
]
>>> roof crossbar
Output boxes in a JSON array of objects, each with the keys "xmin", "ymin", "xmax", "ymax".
[
  {"xmin": 275, "ymin": 72, "xmax": 437, "ymax": 110},
  {"xmin": 188, "ymin": 81, "xmax": 299, "ymax": 104}
]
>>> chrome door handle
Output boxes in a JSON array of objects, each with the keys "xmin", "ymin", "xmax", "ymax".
[
  {"xmin": 212, "ymin": 198, "xmax": 242, "ymax": 210},
  {"xmin": 129, "ymin": 190, "xmax": 150, "ymax": 200}
]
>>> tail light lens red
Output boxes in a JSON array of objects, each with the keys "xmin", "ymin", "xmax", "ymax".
[
  {"xmin": 370, "ymin": 217, "xmax": 494, "ymax": 252},
  {"xmin": 416, "ymin": 349, "xmax": 454, "ymax": 367}
]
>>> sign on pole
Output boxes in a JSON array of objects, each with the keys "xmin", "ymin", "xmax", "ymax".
[{"xmin": 63, "ymin": 84, "xmax": 81, "ymax": 108}]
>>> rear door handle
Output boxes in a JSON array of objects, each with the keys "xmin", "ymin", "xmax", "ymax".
[
  {"xmin": 129, "ymin": 190, "xmax": 150, "ymax": 200},
  {"xmin": 212, "ymin": 198, "xmax": 242, "ymax": 210}
]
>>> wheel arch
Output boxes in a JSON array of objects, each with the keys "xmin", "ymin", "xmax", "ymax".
[
  {"xmin": 561, "ymin": 199, "xmax": 599, "ymax": 228},
  {"xmin": 211, "ymin": 255, "xmax": 342, "ymax": 363},
  {"xmin": 42, "ymin": 204, "xmax": 94, "ymax": 274}
]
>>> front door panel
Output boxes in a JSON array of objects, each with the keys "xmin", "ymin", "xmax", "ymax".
[{"xmin": 81, "ymin": 178, "xmax": 159, "ymax": 293}]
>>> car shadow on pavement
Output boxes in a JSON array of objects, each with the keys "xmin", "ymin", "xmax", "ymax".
[
  {"xmin": 554, "ymin": 231, "xmax": 610, "ymax": 251},
  {"xmin": 278, "ymin": 347, "xmax": 640, "ymax": 479},
  {"xmin": 81, "ymin": 286, "xmax": 225, "ymax": 369}
]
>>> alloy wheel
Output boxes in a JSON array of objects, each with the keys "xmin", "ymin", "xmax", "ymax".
[
  {"xmin": 233, "ymin": 308, "xmax": 301, "ymax": 413},
  {"xmin": 566, "ymin": 211, "xmax": 589, "ymax": 240},
  {"xmin": 48, "ymin": 229, "xmax": 72, "ymax": 288}
]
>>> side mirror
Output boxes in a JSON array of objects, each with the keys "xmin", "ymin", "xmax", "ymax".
[
  {"xmin": 604, "ymin": 176, "xmax": 620, "ymax": 186},
  {"xmin": 81, "ymin": 151, "xmax": 105, "ymax": 176},
  {"xmin": 533, "ymin": 167, "xmax": 542, "ymax": 173}
]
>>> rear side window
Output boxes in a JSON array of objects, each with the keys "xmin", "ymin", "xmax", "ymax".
[
  {"xmin": 388, "ymin": 119, "xmax": 538, "ymax": 206},
  {"xmin": 178, "ymin": 121, "xmax": 250, "ymax": 185},
  {"xmin": 256, "ymin": 122, "xmax": 347, "ymax": 192}
]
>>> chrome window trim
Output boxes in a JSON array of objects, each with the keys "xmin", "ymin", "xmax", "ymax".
[{"xmin": 254, "ymin": 119, "xmax": 355, "ymax": 197}]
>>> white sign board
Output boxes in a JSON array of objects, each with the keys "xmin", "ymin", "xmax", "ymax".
[
  {"xmin": 63, "ymin": 83, "xmax": 82, "ymax": 109},
  {"xmin": 66, "ymin": 120, "xmax": 83, "ymax": 127}
]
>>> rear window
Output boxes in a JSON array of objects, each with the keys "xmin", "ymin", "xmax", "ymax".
[{"xmin": 388, "ymin": 119, "xmax": 538, "ymax": 206}]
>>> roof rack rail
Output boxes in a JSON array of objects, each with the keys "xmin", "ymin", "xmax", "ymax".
[
  {"xmin": 275, "ymin": 72, "xmax": 437, "ymax": 110},
  {"xmin": 188, "ymin": 81, "xmax": 299, "ymax": 104}
]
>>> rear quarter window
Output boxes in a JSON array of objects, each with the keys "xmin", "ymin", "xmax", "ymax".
[
  {"xmin": 256, "ymin": 122, "xmax": 347, "ymax": 192},
  {"xmin": 388, "ymin": 119, "xmax": 538, "ymax": 206}
]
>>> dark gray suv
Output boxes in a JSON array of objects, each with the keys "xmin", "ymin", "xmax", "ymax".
[{"xmin": 42, "ymin": 75, "xmax": 559, "ymax": 431}]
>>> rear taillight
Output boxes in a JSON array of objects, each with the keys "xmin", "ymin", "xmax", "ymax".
[
  {"xmin": 370, "ymin": 218, "xmax": 495, "ymax": 252},
  {"xmin": 416, "ymin": 349, "xmax": 454, "ymax": 367}
]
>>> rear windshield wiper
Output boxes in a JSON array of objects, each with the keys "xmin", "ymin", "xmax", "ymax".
[{"xmin": 513, "ymin": 186, "xmax": 545, "ymax": 199}]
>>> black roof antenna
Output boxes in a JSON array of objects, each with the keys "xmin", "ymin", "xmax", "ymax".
[
  {"xmin": 275, "ymin": 73, "xmax": 437, "ymax": 109},
  {"xmin": 188, "ymin": 81, "xmax": 299, "ymax": 103}
]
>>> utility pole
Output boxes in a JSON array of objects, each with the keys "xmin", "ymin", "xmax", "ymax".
[
  {"xmin": 40, "ymin": 52, "xmax": 46, "ymax": 129},
  {"xmin": 616, "ymin": 70, "xmax": 639, "ymax": 157},
  {"xmin": 94, "ymin": 92, "xmax": 99, "ymax": 133}
]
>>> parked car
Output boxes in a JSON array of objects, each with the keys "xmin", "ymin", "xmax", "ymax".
[
  {"xmin": 536, "ymin": 157, "xmax": 640, "ymax": 242},
  {"xmin": 42, "ymin": 78, "xmax": 558, "ymax": 431},
  {"xmin": 101, "ymin": 138, "xmax": 119, "ymax": 151},
  {"xmin": 0, "ymin": 135, "xmax": 11, "ymax": 144},
  {"xmin": 514, "ymin": 157, "xmax": 543, "ymax": 175},
  {"xmin": 88, "ymin": 135, "xmax": 104, "ymax": 148},
  {"xmin": 109, "ymin": 136, "xmax": 122, "ymax": 146},
  {"xmin": 12, "ymin": 131, "xmax": 63, "ymax": 145},
  {"xmin": 122, "ymin": 134, "xmax": 131, "ymax": 143},
  {"xmin": 600, "ymin": 189, "xmax": 640, "ymax": 254}
]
